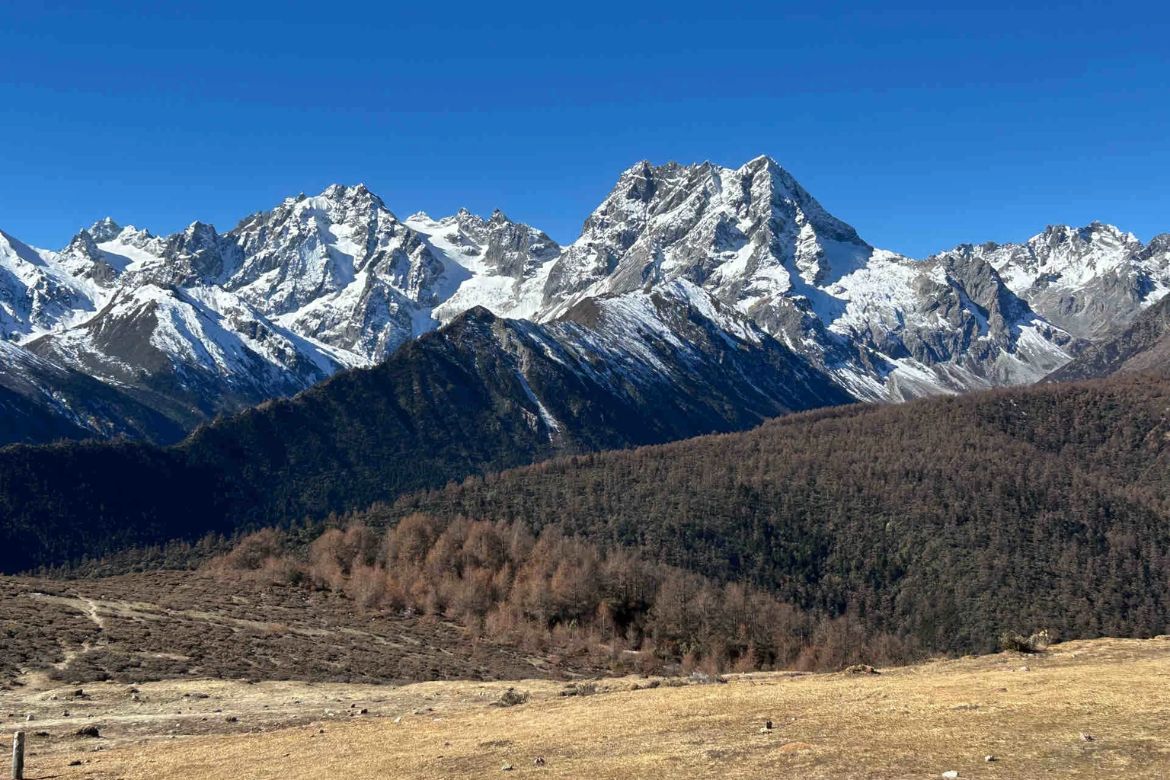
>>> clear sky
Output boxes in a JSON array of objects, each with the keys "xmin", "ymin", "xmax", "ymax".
[{"xmin": 2, "ymin": 1, "xmax": 1168, "ymax": 257}]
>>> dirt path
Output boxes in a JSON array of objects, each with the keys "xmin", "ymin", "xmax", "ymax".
[
  {"xmin": 26, "ymin": 593, "xmax": 111, "ymax": 675},
  {"xmin": 29, "ymin": 593, "xmax": 108, "ymax": 630}
]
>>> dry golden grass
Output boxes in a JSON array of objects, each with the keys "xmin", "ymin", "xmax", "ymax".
[{"xmin": 14, "ymin": 636, "xmax": 1170, "ymax": 779}]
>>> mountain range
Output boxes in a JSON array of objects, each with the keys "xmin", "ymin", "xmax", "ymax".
[{"xmin": 3, "ymin": 155, "xmax": 1168, "ymax": 447}]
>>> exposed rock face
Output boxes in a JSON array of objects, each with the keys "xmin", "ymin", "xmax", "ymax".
[{"xmin": 1046, "ymin": 291, "xmax": 1170, "ymax": 381}]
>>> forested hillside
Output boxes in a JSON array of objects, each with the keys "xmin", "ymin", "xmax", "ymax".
[
  {"xmin": 0, "ymin": 303, "xmax": 848, "ymax": 572},
  {"xmin": 394, "ymin": 375, "xmax": 1170, "ymax": 655}
]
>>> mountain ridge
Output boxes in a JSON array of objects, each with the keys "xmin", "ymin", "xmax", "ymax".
[{"xmin": 1, "ymin": 156, "xmax": 1167, "ymax": 446}]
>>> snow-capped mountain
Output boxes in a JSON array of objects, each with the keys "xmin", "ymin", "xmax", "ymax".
[
  {"xmin": 0, "ymin": 185, "xmax": 575, "ymax": 442},
  {"xmin": 1, "ymin": 156, "xmax": 1167, "ymax": 446},
  {"xmin": 533, "ymin": 156, "xmax": 1091, "ymax": 399},
  {"xmin": 0, "ymin": 230, "xmax": 101, "ymax": 339},
  {"xmin": 931, "ymin": 224, "xmax": 1170, "ymax": 340},
  {"xmin": 26, "ymin": 284, "xmax": 347, "ymax": 433},
  {"xmin": 406, "ymin": 207, "xmax": 561, "ymax": 323}
]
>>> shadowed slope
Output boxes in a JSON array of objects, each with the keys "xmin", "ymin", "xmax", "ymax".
[{"xmin": 0, "ymin": 297, "xmax": 847, "ymax": 572}]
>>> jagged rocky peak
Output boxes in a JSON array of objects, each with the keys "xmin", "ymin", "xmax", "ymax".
[
  {"xmin": 0, "ymin": 228, "xmax": 57, "ymax": 277},
  {"xmin": 592, "ymin": 155, "xmax": 862, "ymax": 246},
  {"xmin": 179, "ymin": 220, "xmax": 219, "ymax": 243},
  {"xmin": 445, "ymin": 206, "xmax": 500, "ymax": 234},
  {"xmin": 224, "ymin": 182, "xmax": 422, "ymax": 308},
  {"xmin": 1013, "ymin": 222, "xmax": 1144, "ymax": 282},
  {"xmin": 165, "ymin": 221, "xmax": 222, "ymax": 258},
  {"xmin": 0, "ymin": 232, "xmax": 96, "ymax": 340},
  {"xmin": 86, "ymin": 217, "xmax": 123, "ymax": 242},
  {"xmin": 611, "ymin": 159, "xmax": 683, "ymax": 203},
  {"xmin": 937, "ymin": 222, "xmax": 1144, "ymax": 286},
  {"xmin": 406, "ymin": 205, "xmax": 561, "ymax": 279},
  {"xmin": 317, "ymin": 182, "xmax": 386, "ymax": 212},
  {"xmin": 593, "ymin": 159, "xmax": 717, "ymax": 225},
  {"xmin": 62, "ymin": 226, "xmax": 100, "ymax": 255},
  {"xmin": 740, "ymin": 154, "xmax": 867, "ymax": 243},
  {"xmin": 729, "ymin": 155, "xmax": 872, "ymax": 288},
  {"xmin": 61, "ymin": 220, "xmax": 166, "ymax": 289},
  {"xmin": 96, "ymin": 222, "xmax": 157, "ymax": 248},
  {"xmin": 473, "ymin": 209, "xmax": 561, "ymax": 276},
  {"xmin": 49, "ymin": 228, "xmax": 119, "ymax": 290},
  {"xmin": 293, "ymin": 183, "xmax": 397, "ymax": 231},
  {"xmin": 146, "ymin": 221, "xmax": 229, "ymax": 286},
  {"xmin": 213, "ymin": 183, "xmax": 454, "ymax": 363},
  {"xmin": 1133, "ymin": 233, "xmax": 1170, "ymax": 272},
  {"xmin": 1139, "ymin": 233, "xmax": 1170, "ymax": 257},
  {"xmin": 234, "ymin": 183, "xmax": 397, "ymax": 243},
  {"xmin": 1032, "ymin": 221, "xmax": 1139, "ymax": 250},
  {"xmin": 930, "ymin": 222, "xmax": 1169, "ymax": 340},
  {"xmin": 445, "ymin": 206, "xmax": 536, "ymax": 235},
  {"xmin": 542, "ymin": 154, "xmax": 876, "ymax": 314}
]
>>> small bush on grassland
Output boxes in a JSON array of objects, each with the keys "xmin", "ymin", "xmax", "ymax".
[
  {"xmin": 1029, "ymin": 629, "xmax": 1054, "ymax": 649},
  {"xmin": 494, "ymin": 687, "xmax": 529, "ymax": 707},
  {"xmin": 561, "ymin": 682, "xmax": 598, "ymax": 697},
  {"xmin": 1000, "ymin": 629, "xmax": 1052, "ymax": 654},
  {"xmin": 205, "ymin": 512, "xmax": 920, "ymax": 674}
]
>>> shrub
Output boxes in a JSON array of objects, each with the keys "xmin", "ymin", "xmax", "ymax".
[
  {"xmin": 493, "ymin": 687, "xmax": 529, "ymax": 707},
  {"xmin": 560, "ymin": 682, "xmax": 598, "ymax": 697},
  {"xmin": 211, "ymin": 529, "xmax": 287, "ymax": 571},
  {"xmin": 1000, "ymin": 630, "xmax": 1048, "ymax": 654}
]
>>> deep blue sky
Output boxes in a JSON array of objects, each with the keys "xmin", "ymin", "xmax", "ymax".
[{"xmin": 3, "ymin": 1, "xmax": 1168, "ymax": 257}]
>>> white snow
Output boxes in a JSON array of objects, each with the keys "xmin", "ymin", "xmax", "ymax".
[
  {"xmin": 513, "ymin": 367, "xmax": 561, "ymax": 440},
  {"xmin": 96, "ymin": 236, "xmax": 162, "ymax": 273}
]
